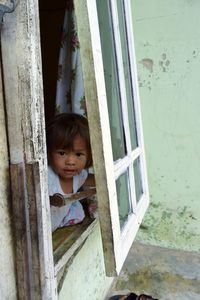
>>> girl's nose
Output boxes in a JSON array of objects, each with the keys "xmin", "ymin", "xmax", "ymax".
[
  {"xmin": 65, "ymin": 154, "xmax": 75, "ymax": 165},
  {"xmin": 66, "ymin": 160, "xmax": 75, "ymax": 166}
]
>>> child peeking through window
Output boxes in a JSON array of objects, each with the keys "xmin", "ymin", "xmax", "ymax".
[{"xmin": 46, "ymin": 113, "xmax": 95, "ymax": 232}]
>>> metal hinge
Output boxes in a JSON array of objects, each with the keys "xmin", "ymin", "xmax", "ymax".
[{"xmin": 0, "ymin": 0, "xmax": 16, "ymax": 24}]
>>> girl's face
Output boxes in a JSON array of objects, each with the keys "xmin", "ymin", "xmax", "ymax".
[{"xmin": 49, "ymin": 135, "xmax": 88, "ymax": 180}]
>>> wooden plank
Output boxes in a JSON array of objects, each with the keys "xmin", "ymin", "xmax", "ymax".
[
  {"xmin": 10, "ymin": 162, "xmax": 58, "ymax": 300},
  {"xmin": 50, "ymin": 188, "xmax": 96, "ymax": 207},
  {"xmin": 10, "ymin": 163, "xmax": 32, "ymax": 300},
  {"xmin": 25, "ymin": 162, "xmax": 42, "ymax": 299}
]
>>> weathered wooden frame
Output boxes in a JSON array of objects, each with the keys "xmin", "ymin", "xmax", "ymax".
[{"xmin": 0, "ymin": 0, "xmax": 57, "ymax": 298}]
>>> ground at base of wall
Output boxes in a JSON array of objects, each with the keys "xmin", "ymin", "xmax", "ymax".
[{"xmin": 106, "ymin": 242, "xmax": 200, "ymax": 300}]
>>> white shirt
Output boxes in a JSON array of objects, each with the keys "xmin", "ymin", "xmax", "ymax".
[{"xmin": 48, "ymin": 166, "xmax": 88, "ymax": 231}]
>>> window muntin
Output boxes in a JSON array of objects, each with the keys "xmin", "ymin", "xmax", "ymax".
[{"xmin": 133, "ymin": 158, "xmax": 143, "ymax": 203}]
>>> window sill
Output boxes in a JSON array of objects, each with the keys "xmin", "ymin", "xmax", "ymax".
[{"xmin": 53, "ymin": 216, "xmax": 98, "ymax": 276}]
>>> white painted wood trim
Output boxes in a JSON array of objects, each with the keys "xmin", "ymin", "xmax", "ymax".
[{"xmin": 114, "ymin": 147, "xmax": 141, "ymax": 179}]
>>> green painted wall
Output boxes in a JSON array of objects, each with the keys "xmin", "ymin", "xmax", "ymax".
[
  {"xmin": 131, "ymin": 0, "xmax": 200, "ymax": 252},
  {"xmin": 59, "ymin": 224, "xmax": 113, "ymax": 300}
]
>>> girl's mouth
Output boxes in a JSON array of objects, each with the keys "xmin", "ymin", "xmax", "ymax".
[{"xmin": 63, "ymin": 169, "xmax": 77, "ymax": 174}]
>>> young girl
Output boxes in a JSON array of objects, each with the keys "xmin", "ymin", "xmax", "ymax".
[{"xmin": 46, "ymin": 113, "xmax": 95, "ymax": 232}]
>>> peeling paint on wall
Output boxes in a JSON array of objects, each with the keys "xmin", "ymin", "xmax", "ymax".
[
  {"xmin": 139, "ymin": 58, "xmax": 154, "ymax": 73},
  {"xmin": 159, "ymin": 53, "xmax": 170, "ymax": 72}
]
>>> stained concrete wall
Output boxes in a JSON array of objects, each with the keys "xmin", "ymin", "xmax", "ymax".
[
  {"xmin": 131, "ymin": 0, "xmax": 200, "ymax": 252},
  {"xmin": 0, "ymin": 68, "xmax": 17, "ymax": 298}
]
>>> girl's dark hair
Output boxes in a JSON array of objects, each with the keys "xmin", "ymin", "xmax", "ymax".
[{"xmin": 46, "ymin": 113, "xmax": 92, "ymax": 168}]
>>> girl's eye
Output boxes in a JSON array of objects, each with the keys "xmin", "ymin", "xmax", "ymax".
[
  {"xmin": 76, "ymin": 152, "xmax": 84, "ymax": 157},
  {"xmin": 58, "ymin": 151, "xmax": 65, "ymax": 156}
]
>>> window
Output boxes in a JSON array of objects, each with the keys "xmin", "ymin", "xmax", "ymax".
[
  {"xmin": 74, "ymin": 0, "xmax": 149, "ymax": 275},
  {"xmin": 1, "ymin": 0, "xmax": 149, "ymax": 297}
]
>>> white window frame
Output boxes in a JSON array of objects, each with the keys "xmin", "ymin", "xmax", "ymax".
[{"xmin": 74, "ymin": 0, "xmax": 149, "ymax": 275}]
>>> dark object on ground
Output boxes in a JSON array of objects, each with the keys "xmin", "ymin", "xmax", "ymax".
[{"xmin": 108, "ymin": 292, "xmax": 159, "ymax": 300}]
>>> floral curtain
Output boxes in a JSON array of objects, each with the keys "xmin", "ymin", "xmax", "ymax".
[{"xmin": 55, "ymin": 1, "xmax": 87, "ymax": 116}]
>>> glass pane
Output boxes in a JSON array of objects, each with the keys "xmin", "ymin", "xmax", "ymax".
[
  {"xmin": 96, "ymin": 0, "xmax": 126, "ymax": 161},
  {"xmin": 133, "ymin": 158, "xmax": 143, "ymax": 202},
  {"xmin": 116, "ymin": 172, "xmax": 131, "ymax": 229},
  {"xmin": 116, "ymin": 0, "xmax": 138, "ymax": 150}
]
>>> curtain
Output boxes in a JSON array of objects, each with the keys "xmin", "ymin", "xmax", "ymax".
[{"xmin": 55, "ymin": 1, "xmax": 86, "ymax": 116}]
